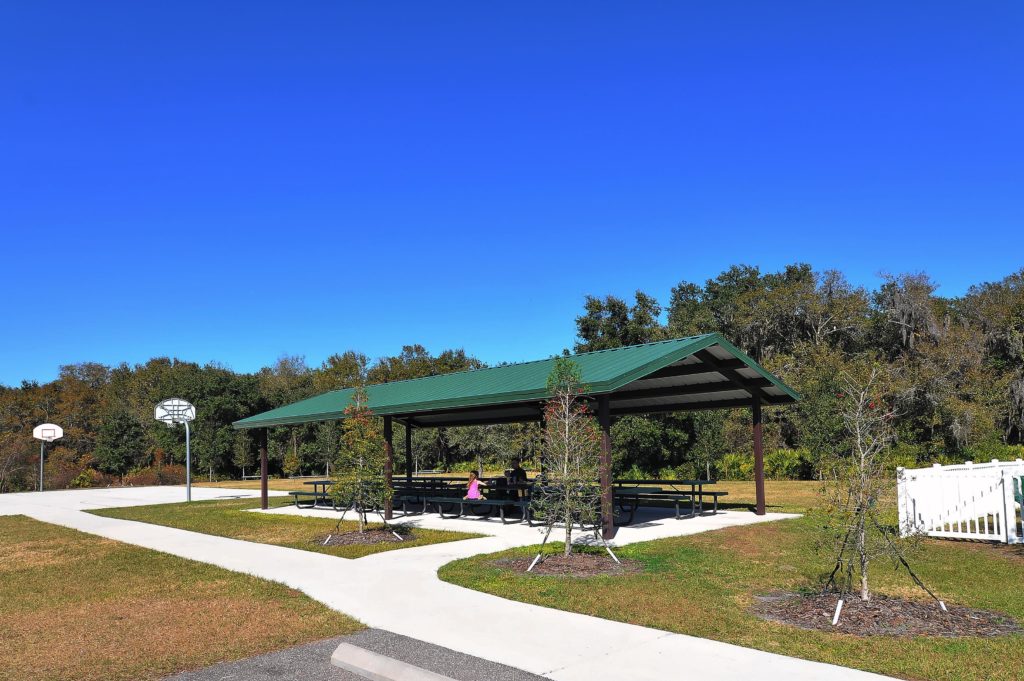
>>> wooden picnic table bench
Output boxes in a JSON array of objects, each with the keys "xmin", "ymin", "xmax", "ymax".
[
  {"xmin": 404, "ymin": 476, "xmax": 473, "ymax": 484},
  {"xmin": 615, "ymin": 478, "xmax": 717, "ymax": 492},
  {"xmin": 644, "ymin": 489, "xmax": 727, "ymax": 517},
  {"xmin": 288, "ymin": 490, "xmax": 338, "ymax": 509},
  {"xmin": 393, "ymin": 482, "xmax": 461, "ymax": 515},
  {"xmin": 612, "ymin": 480, "xmax": 728, "ymax": 522},
  {"xmin": 612, "ymin": 486, "xmax": 665, "ymax": 524},
  {"xmin": 282, "ymin": 479, "xmax": 336, "ymax": 509},
  {"xmin": 303, "ymin": 479, "xmax": 333, "ymax": 496},
  {"xmin": 422, "ymin": 495, "xmax": 533, "ymax": 524},
  {"xmin": 408, "ymin": 479, "xmax": 535, "ymax": 523}
]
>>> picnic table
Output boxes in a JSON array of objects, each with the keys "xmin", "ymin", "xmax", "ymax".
[
  {"xmin": 483, "ymin": 480, "xmax": 534, "ymax": 497},
  {"xmin": 304, "ymin": 479, "xmax": 333, "ymax": 494},
  {"xmin": 613, "ymin": 479, "xmax": 728, "ymax": 522},
  {"xmin": 428, "ymin": 494, "xmax": 534, "ymax": 524},
  {"xmin": 613, "ymin": 486, "xmax": 664, "ymax": 499},
  {"xmin": 395, "ymin": 477, "xmax": 535, "ymax": 524},
  {"xmin": 405, "ymin": 476, "xmax": 474, "ymax": 484},
  {"xmin": 393, "ymin": 479, "xmax": 462, "ymax": 515},
  {"xmin": 287, "ymin": 479, "xmax": 334, "ymax": 508}
]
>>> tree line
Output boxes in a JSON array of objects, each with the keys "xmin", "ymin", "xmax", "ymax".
[{"xmin": 2, "ymin": 263, "xmax": 1023, "ymax": 492}]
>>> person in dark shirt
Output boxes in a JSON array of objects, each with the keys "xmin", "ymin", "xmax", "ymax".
[{"xmin": 508, "ymin": 459, "xmax": 528, "ymax": 484}]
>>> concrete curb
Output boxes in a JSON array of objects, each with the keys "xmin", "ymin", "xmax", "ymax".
[{"xmin": 331, "ymin": 642, "xmax": 458, "ymax": 681}]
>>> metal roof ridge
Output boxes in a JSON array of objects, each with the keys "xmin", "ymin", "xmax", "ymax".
[{"xmin": 353, "ymin": 333, "xmax": 716, "ymax": 390}]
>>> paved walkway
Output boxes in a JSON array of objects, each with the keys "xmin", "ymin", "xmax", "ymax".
[
  {"xmin": 261, "ymin": 499, "xmax": 774, "ymax": 546},
  {"xmin": 0, "ymin": 487, "xmax": 895, "ymax": 681}
]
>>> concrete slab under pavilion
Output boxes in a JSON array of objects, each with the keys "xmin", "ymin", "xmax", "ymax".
[{"xmin": 254, "ymin": 502, "xmax": 801, "ymax": 548}]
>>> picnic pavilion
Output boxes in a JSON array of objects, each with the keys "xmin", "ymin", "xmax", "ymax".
[{"xmin": 233, "ymin": 333, "xmax": 799, "ymax": 538}]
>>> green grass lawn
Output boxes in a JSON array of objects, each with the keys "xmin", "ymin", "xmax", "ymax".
[
  {"xmin": 90, "ymin": 496, "xmax": 480, "ymax": 559},
  {"xmin": 440, "ymin": 513, "xmax": 1024, "ymax": 681},
  {"xmin": 0, "ymin": 515, "xmax": 361, "ymax": 681}
]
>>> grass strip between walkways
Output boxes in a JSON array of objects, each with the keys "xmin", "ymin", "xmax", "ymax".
[
  {"xmin": 439, "ymin": 514, "xmax": 1024, "ymax": 681},
  {"xmin": 90, "ymin": 496, "xmax": 481, "ymax": 559},
  {"xmin": 0, "ymin": 515, "xmax": 361, "ymax": 681}
]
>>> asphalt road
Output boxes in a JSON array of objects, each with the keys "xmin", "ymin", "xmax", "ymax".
[{"xmin": 164, "ymin": 628, "xmax": 549, "ymax": 681}]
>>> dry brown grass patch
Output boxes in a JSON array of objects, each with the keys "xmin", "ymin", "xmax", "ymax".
[
  {"xmin": 0, "ymin": 515, "xmax": 360, "ymax": 681},
  {"xmin": 0, "ymin": 542, "xmax": 75, "ymax": 570}
]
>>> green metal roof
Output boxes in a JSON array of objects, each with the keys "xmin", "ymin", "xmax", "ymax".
[{"xmin": 233, "ymin": 333, "xmax": 799, "ymax": 429}]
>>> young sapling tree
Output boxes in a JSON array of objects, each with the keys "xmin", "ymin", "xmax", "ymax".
[
  {"xmin": 529, "ymin": 358, "xmax": 615, "ymax": 568},
  {"xmin": 821, "ymin": 366, "xmax": 942, "ymax": 618},
  {"xmin": 330, "ymin": 386, "xmax": 392, "ymax": 533}
]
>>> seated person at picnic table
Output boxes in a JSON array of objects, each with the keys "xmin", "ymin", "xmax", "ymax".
[
  {"xmin": 506, "ymin": 460, "xmax": 528, "ymax": 499},
  {"xmin": 508, "ymin": 459, "xmax": 528, "ymax": 484},
  {"xmin": 464, "ymin": 471, "xmax": 485, "ymax": 500}
]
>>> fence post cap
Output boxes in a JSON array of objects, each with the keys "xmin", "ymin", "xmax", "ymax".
[
  {"xmin": 992, "ymin": 459, "xmax": 1000, "ymax": 464},
  {"xmin": 932, "ymin": 463, "xmax": 942, "ymax": 468},
  {"xmin": 965, "ymin": 460, "xmax": 973, "ymax": 465}
]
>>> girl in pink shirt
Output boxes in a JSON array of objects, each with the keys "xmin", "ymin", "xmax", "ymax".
[{"xmin": 464, "ymin": 471, "xmax": 485, "ymax": 500}]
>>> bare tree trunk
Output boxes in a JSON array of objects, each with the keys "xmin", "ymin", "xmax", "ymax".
[
  {"xmin": 361, "ymin": 454, "xmax": 366, "ymax": 532},
  {"xmin": 857, "ymin": 506, "xmax": 869, "ymax": 600},
  {"xmin": 440, "ymin": 431, "xmax": 451, "ymax": 471}
]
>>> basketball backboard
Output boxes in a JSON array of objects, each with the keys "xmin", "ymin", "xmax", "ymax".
[
  {"xmin": 32, "ymin": 423, "xmax": 63, "ymax": 442},
  {"xmin": 155, "ymin": 398, "xmax": 196, "ymax": 426}
]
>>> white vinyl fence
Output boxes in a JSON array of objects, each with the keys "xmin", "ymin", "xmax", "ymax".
[{"xmin": 897, "ymin": 459, "xmax": 1024, "ymax": 544}]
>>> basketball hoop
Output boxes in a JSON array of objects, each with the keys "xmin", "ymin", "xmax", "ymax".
[
  {"xmin": 155, "ymin": 398, "xmax": 196, "ymax": 502},
  {"xmin": 33, "ymin": 423, "xmax": 63, "ymax": 492},
  {"xmin": 33, "ymin": 423, "xmax": 63, "ymax": 443},
  {"xmin": 155, "ymin": 398, "xmax": 196, "ymax": 425}
]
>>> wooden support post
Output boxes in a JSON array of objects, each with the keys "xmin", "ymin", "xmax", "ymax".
[
  {"xmin": 405, "ymin": 421, "xmax": 413, "ymax": 483},
  {"xmin": 259, "ymin": 428, "xmax": 269, "ymax": 511},
  {"xmin": 538, "ymin": 409, "xmax": 547, "ymax": 475},
  {"xmin": 752, "ymin": 397, "xmax": 766, "ymax": 516},
  {"xmin": 383, "ymin": 416, "xmax": 394, "ymax": 520},
  {"xmin": 598, "ymin": 396, "xmax": 614, "ymax": 539}
]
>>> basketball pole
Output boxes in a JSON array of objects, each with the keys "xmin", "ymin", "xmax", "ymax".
[
  {"xmin": 32, "ymin": 424, "xmax": 62, "ymax": 493},
  {"xmin": 185, "ymin": 420, "xmax": 192, "ymax": 502},
  {"xmin": 39, "ymin": 441, "xmax": 45, "ymax": 492}
]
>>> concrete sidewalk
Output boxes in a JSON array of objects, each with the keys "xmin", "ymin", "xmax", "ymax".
[
  {"xmin": 0, "ymin": 487, "xmax": 895, "ymax": 681},
  {"xmin": 259, "ymin": 500, "xmax": 797, "ymax": 547}
]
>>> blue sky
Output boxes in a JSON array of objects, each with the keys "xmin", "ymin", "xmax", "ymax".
[{"xmin": 2, "ymin": 2, "xmax": 1022, "ymax": 386}]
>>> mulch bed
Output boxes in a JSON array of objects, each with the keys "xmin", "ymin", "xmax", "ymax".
[
  {"xmin": 314, "ymin": 528, "xmax": 411, "ymax": 547},
  {"xmin": 751, "ymin": 592, "xmax": 1021, "ymax": 637},
  {"xmin": 496, "ymin": 553, "xmax": 644, "ymax": 576}
]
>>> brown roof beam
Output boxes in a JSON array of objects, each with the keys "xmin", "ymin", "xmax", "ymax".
[
  {"xmin": 694, "ymin": 349, "xmax": 773, "ymax": 400},
  {"xmin": 610, "ymin": 397, "xmax": 762, "ymax": 416},
  {"xmin": 411, "ymin": 412, "xmax": 543, "ymax": 428},
  {"xmin": 386, "ymin": 400, "xmax": 545, "ymax": 421},
  {"xmin": 610, "ymin": 379, "xmax": 769, "ymax": 402},
  {"xmin": 609, "ymin": 395, "xmax": 788, "ymax": 417},
  {"xmin": 644, "ymin": 358, "xmax": 746, "ymax": 380}
]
